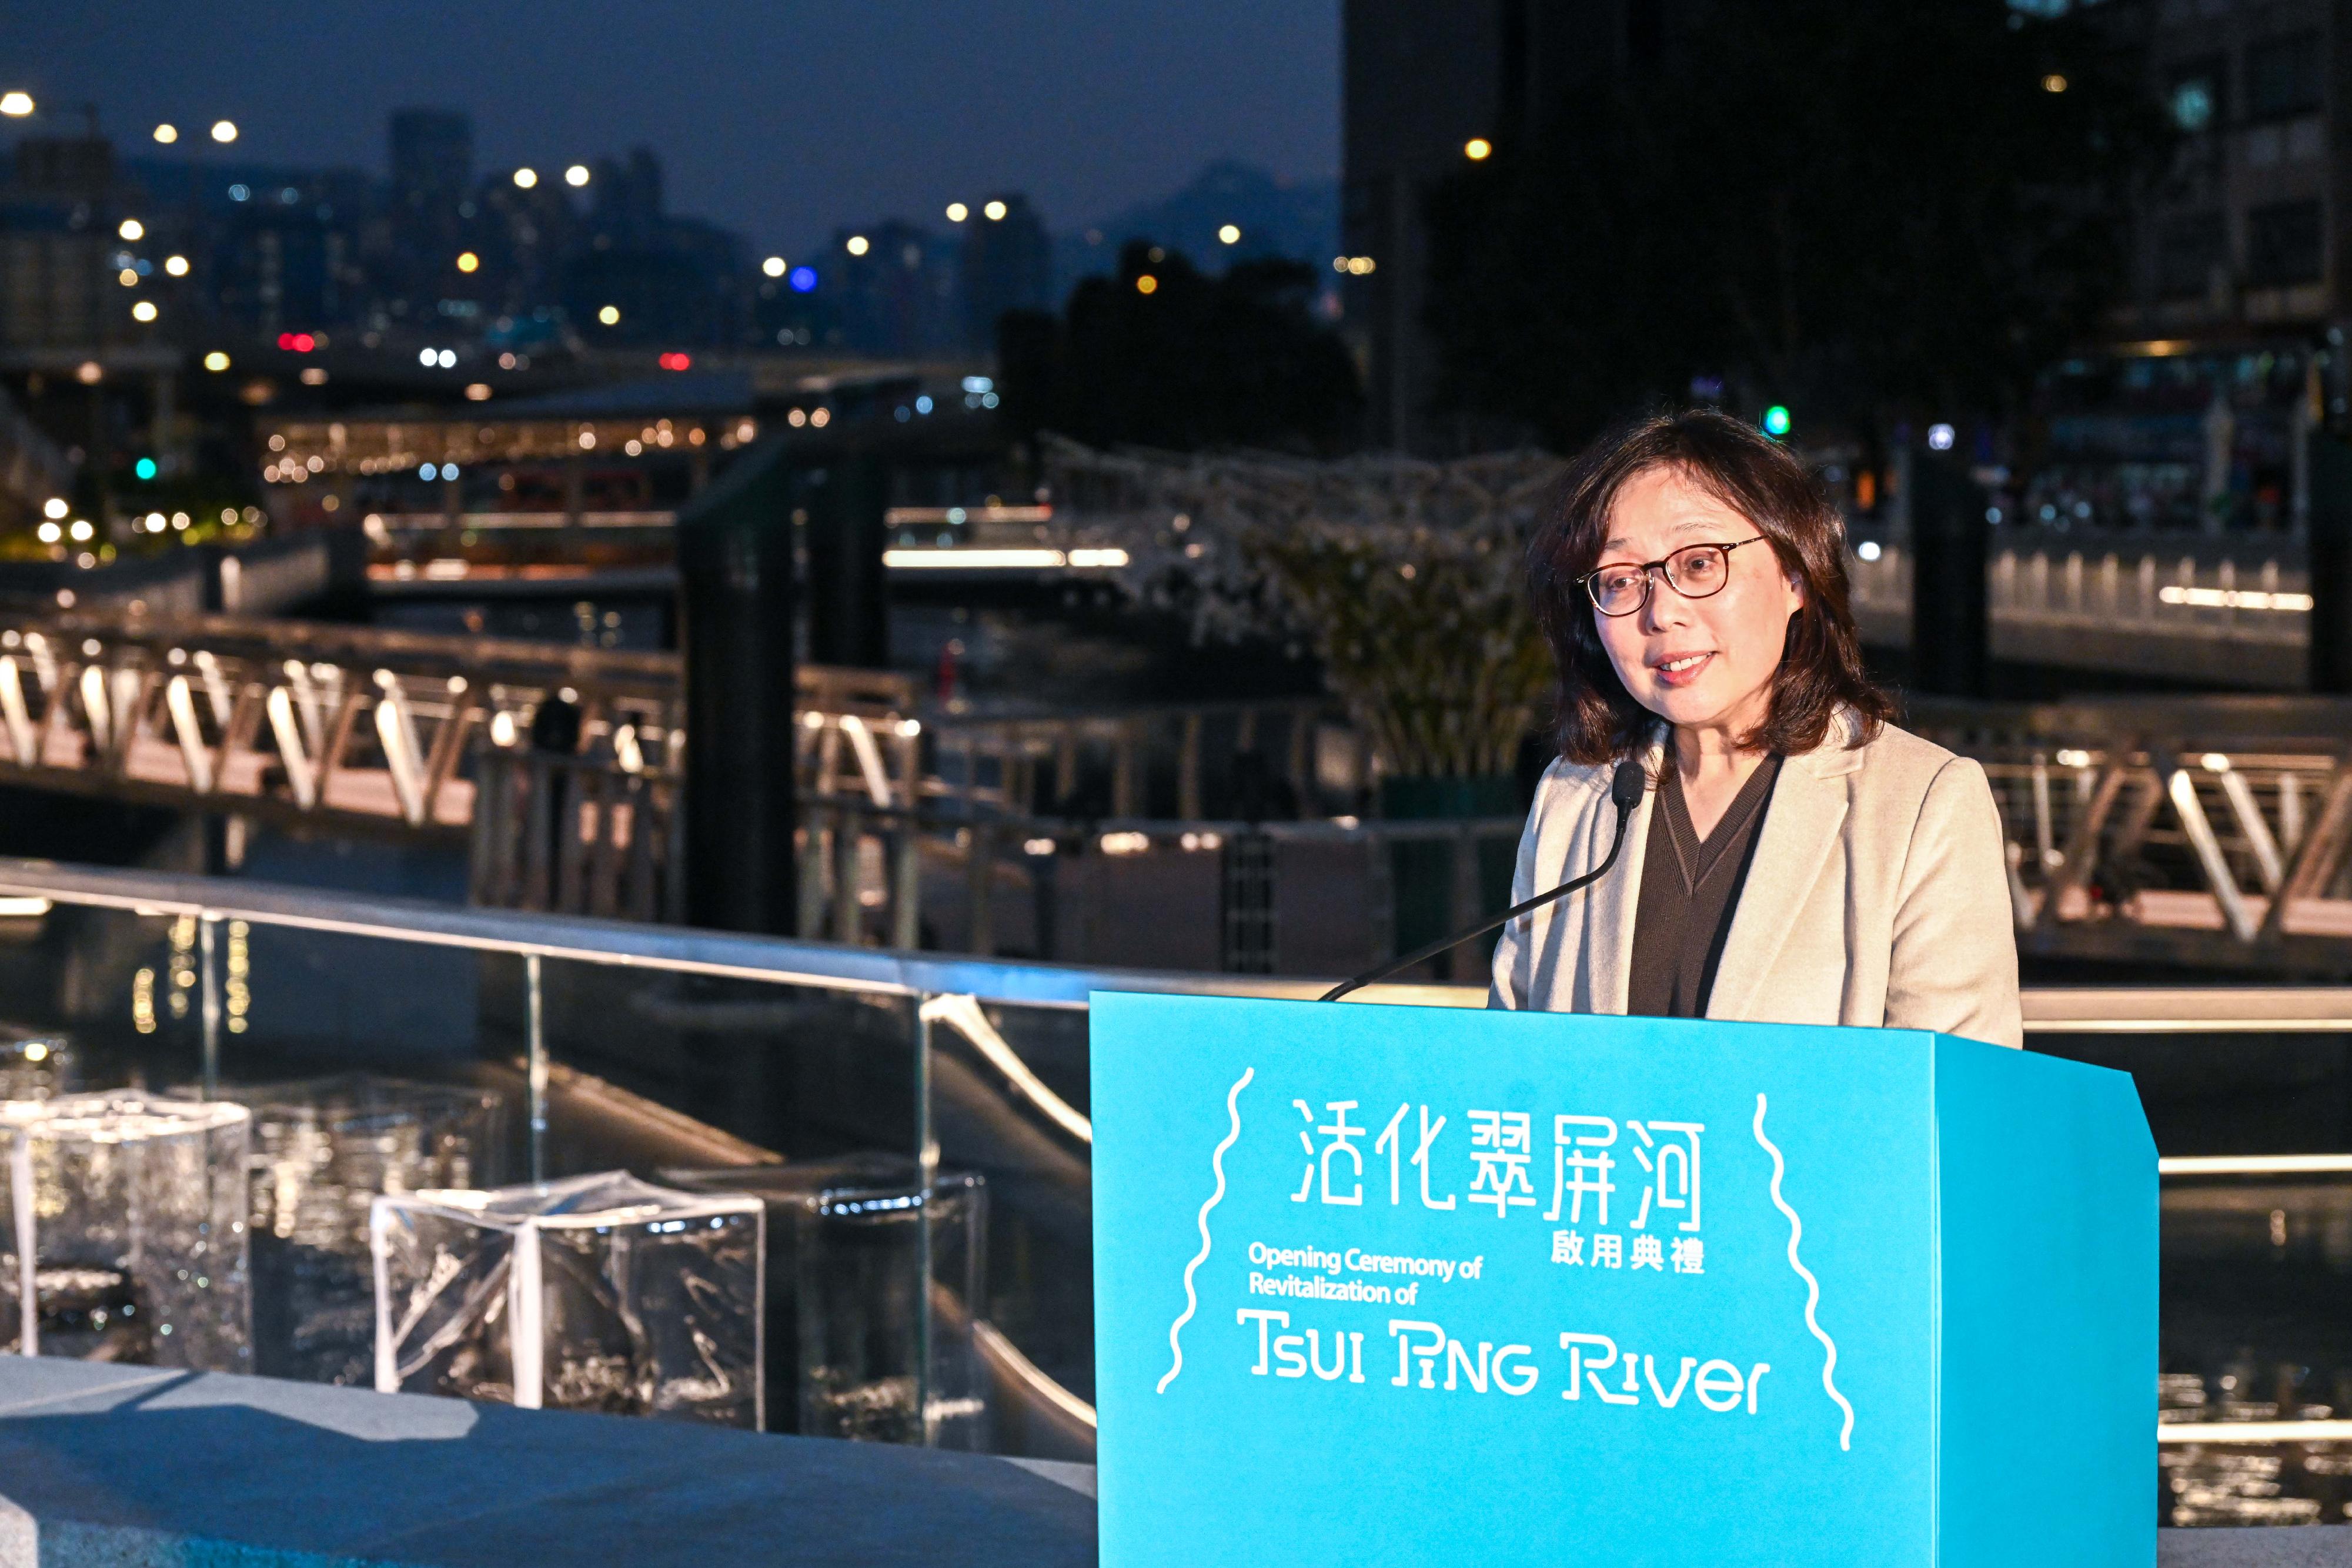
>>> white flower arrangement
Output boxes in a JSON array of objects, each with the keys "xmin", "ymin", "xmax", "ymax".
[{"xmin": 1044, "ymin": 436, "xmax": 1566, "ymax": 780}]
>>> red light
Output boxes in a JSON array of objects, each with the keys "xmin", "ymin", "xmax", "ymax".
[
  {"xmin": 293, "ymin": 333, "xmax": 315, "ymax": 353},
  {"xmin": 276, "ymin": 333, "xmax": 294, "ymax": 350},
  {"xmin": 659, "ymin": 351, "xmax": 691, "ymax": 372}
]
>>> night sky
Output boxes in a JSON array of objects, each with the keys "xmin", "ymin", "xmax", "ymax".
[{"xmin": 14, "ymin": 1, "xmax": 1340, "ymax": 253}]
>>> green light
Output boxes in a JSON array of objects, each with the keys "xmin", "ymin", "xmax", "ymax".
[
  {"xmin": 1762, "ymin": 406, "xmax": 1792, "ymax": 438},
  {"xmin": 133, "ymin": 457, "xmax": 158, "ymax": 480}
]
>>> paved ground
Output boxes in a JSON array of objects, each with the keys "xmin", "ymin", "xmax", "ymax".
[
  {"xmin": 0, "ymin": 1356, "xmax": 1094, "ymax": 1567},
  {"xmin": 2161, "ymin": 1525, "xmax": 2352, "ymax": 1565},
  {"xmin": 6, "ymin": 1355, "xmax": 2348, "ymax": 1564}
]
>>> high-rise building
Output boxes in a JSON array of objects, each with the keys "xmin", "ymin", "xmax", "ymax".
[
  {"xmin": 389, "ymin": 109, "xmax": 472, "ymax": 217},
  {"xmin": 834, "ymin": 219, "xmax": 960, "ymax": 358},
  {"xmin": 2023, "ymin": 0, "xmax": 2352, "ymax": 533},
  {"xmin": 1342, "ymin": 1, "xmax": 1643, "ymax": 450},
  {"xmin": 213, "ymin": 179, "xmax": 362, "ymax": 334},
  {"xmin": 383, "ymin": 109, "xmax": 473, "ymax": 322},
  {"xmin": 590, "ymin": 148, "xmax": 664, "ymax": 241},
  {"xmin": 2108, "ymin": 1, "xmax": 2343, "ymax": 340},
  {"xmin": 565, "ymin": 148, "xmax": 749, "ymax": 346},
  {"xmin": 0, "ymin": 136, "xmax": 125, "ymax": 348},
  {"xmin": 959, "ymin": 193, "xmax": 1051, "ymax": 353}
]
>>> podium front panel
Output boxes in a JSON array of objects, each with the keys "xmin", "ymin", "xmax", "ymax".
[{"xmin": 1090, "ymin": 993, "xmax": 2151, "ymax": 1567}]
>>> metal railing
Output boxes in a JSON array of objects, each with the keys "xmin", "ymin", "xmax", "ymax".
[
  {"xmin": 0, "ymin": 606, "xmax": 916, "ymax": 845},
  {"xmin": 6, "ymin": 604, "xmax": 2352, "ymax": 974},
  {"xmin": 1909, "ymin": 697, "xmax": 2352, "ymax": 973},
  {"xmin": 1849, "ymin": 528, "xmax": 2308, "ymax": 686},
  {"xmin": 783, "ymin": 798, "xmax": 1522, "ymax": 977},
  {"xmin": 926, "ymin": 697, "xmax": 1348, "ymax": 820}
]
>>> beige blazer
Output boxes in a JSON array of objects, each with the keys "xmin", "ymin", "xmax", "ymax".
[{"xmin": 1488, "ymin": 714, "xmax": 2024, "ymax": 1048}]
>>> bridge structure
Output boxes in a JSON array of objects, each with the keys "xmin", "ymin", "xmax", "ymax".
[{"xmin": 0, "ymin": 597, "xmax": 2347, "ymax": 977}]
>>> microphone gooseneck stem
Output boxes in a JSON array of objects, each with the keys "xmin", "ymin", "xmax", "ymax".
[{"xmin": 1319, "ymin": 787, "xmax": 1640, "ymax": 1004}]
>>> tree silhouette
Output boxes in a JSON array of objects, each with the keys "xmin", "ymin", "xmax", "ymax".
[{"xmin": 999, "ymin": 242, "xmax": 1362, "ymax": 454}]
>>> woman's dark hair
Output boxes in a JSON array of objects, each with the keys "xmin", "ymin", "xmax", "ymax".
[{"xmin": 1529, "ymin": 407, "xmax": 1893, "ymax": 765}]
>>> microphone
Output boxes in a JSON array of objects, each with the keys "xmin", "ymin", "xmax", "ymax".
[{"xmin": 1319, "ymin": 760, "xmax": 1646, "ymax": 1003}]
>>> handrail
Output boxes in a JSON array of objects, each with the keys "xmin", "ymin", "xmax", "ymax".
[
  {"xmin": 0, "ymin": 857, "xmax": 1478, "ymax": 1009},
  {"xmin": 2022, "ymin": 988, "xmax": 2352, "ymax": 1032},
  {"xmin": 0, "ymin": 857, "xmax": 2347, "ymax": 1028}
]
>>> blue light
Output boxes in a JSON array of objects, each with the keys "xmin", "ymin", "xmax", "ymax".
[
  {"xmin": 418, "ymin": 462, "xmax": 436, "ymax": 480},
  {"xmin": 133, "ymin": 457, "xmax": 158, "ymax": 480},
  {"xmin": 1762, "ymin": 404, "xmax": 1792, "ymax": 438},
  {"xmin": 915, "ymin": 395, "xmax": 933, "ymax": 414},
  {"xmin": 228, "ymin": 183, "xmax": 250, "ymax": 202},
  {"xmin": 787, "ymin": 266, "xmax": 818, "ymax": 293}
]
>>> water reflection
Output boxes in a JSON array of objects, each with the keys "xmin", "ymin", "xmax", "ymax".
[{"xmin": 2162, "ymin": 1171, "xmax": 2352, "ymax": 1526}]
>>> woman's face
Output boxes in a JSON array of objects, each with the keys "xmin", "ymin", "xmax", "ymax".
[{"xmin": 1589, "ymin": 465, "xmax": 1804, "ymax": 743}]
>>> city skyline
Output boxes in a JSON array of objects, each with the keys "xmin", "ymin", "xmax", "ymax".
[{"xmin": 12, "ymin": 0, "xmax": 1342, "ymax": 258}]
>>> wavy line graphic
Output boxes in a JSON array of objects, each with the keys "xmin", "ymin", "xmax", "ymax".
[
  {"xmin": 1159, "ymin": 1065, "xmax": 1253, "ymax": 1394},
  {"xmin": 1753, "ymin": 1092, "xmax": 1855, "ymax": 1452}
]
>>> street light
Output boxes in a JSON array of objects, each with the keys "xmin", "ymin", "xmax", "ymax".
[
  {"xmin": 1218, "ymin": 224, "xmax": 1241, "ymax": 245},
  {"xmin": 131, "ymin": 300, "xmax": 158, "ymax": 323},
  {"xmin": 118, "ymin": 218, "xmax": 144, "ymax": 241},
  {"xmin": 1464, "ymin": 137, "xmax": 1493, "ymax": 160},
  {"xmin": 153, "ymin": 122, "xmax": 178, "ymax": 144},
  {"xmin": 513, "ymin": 167, "xmax": 538, "ymax": 189},
  {"xmin": 597, "ymin": 305, "xmax": 620, "ymax": 325},
  {"xmin": 762, "ymin": 256, "xmax": 786, "ymax": 278},
  {"xmin": 984, "ymin": 199, "xmax": 1007, "ymax": 221},
  {"xmin": 946, "ymin": 202, "xmax": 968, "ymax": 222},
  {"xmin": 564, "ymin": 164, "xmax": 589, "ymax": 187},
  {"xmin": 164, "ymin": 255, "xmax": 189, "ymax": 276},
  {"xmin": 846, "ymin": 235, "xmax": 870, "ymax": 256},
  {"xmin": 0, "ymin": 93, "xmax": 31, "ymax": 118},
  {"xmin": 456, "ymin": 251, "xmax": 480, "ymax": 273},
  {"xmin": 210, "ymin": 119, "xmax": 236, "ymax": 143}
]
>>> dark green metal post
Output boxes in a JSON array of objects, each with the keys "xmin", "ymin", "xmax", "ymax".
[
  {"xmin": 1907, "ymin": 449, "xmax": 1990, "ymax": 699},
  {"xmin": 677, "ymin": 439, "xmax": 799, "ymax": 933}
]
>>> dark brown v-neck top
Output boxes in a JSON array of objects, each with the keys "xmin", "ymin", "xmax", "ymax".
[{"xmin": 1627, "ymin": 753, "xmax": 1784, "ymax": 1020}]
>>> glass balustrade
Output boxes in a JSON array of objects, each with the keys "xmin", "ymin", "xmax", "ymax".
[{"xmin": 0, "ymin": 855, "xmax": 2345, "ymax": 1527}]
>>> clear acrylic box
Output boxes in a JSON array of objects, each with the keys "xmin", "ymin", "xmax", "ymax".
[
  {"xmin": 664, "ymin": 1155, "xmax": 988, "ymax": 1446},
  {"xmin": 229, "ymin": 1075, "xmax": 506, "ymax": 1385},
  {"xmin": 0, "ymin": 1093, "xmax": 252, "ymax": 1369},
  {"xmin": 370, "ymin": 1169, "xmax": 763, "ymax": 1427}
]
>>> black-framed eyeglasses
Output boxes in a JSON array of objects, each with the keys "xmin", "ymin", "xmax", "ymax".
[{"xmin": 1578, "ymin": 536, "xmax": 1770, "ymax": 617}]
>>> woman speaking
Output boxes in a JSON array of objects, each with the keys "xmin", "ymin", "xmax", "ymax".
[{"xmin": 1489, "ymin": 409, "xmax": 2022, "ymax": 1048}]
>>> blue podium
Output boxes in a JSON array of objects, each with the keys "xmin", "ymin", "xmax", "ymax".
[{"xmin": 1091, "ymin": 994, "xmax": 2156, "ymax": 1567}]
